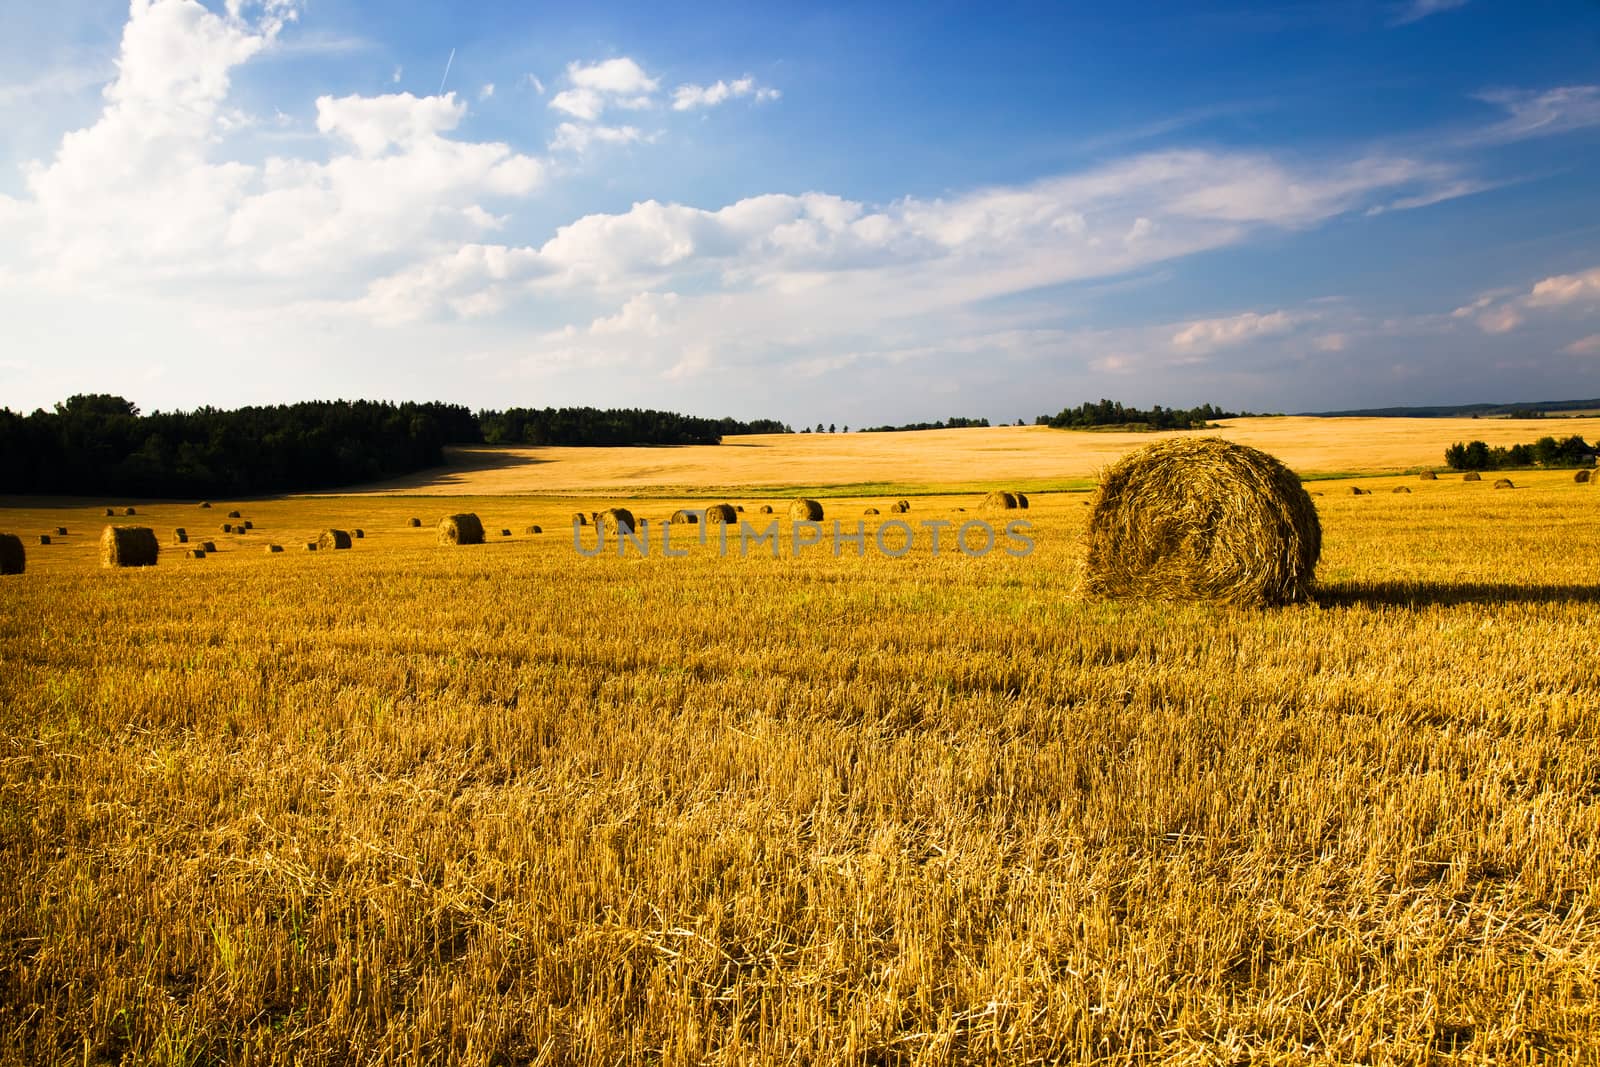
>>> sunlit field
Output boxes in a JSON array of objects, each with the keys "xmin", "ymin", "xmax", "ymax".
[{"xmin": 3, "ymin": 438, "xmax": 1600, "ymax": 1063}]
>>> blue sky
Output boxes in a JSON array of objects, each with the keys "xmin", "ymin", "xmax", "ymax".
[{"xmin": 2, "ymin": 0, "xmax": 1598, "ymax": 425}]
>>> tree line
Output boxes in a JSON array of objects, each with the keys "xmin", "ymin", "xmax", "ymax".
[
  {"xmin": 1036, "ymin": 400, "xmax": 1251, "ymax": 430},
  {"xmin": 858, "ymin": 417, "xmax": 992, "ymax": 433},
  {"xmin": 1444, "ymin": 435, "xmax": 1595, "ymax": 471},
  {"xmin": 0, "ymin": 396, "xmax": 791, "ymax": 497}
]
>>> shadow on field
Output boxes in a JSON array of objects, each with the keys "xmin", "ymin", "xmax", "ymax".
[
  {"xmin": 336, "ymin": 447, "xmax": 550, "ymax": 493},
  {"xmin": 1316, "ymin": 580, "xmax": 1600, "ymax": 608}
]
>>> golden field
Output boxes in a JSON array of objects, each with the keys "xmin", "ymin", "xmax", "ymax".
[{"xmin": 3, "ymin": 426, "xmax": 1600, "ymax": 1064}]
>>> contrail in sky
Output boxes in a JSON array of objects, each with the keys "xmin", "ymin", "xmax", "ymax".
[{"xmin": 438, "ymin": 48, "xmax": 455, "ymax": 95}]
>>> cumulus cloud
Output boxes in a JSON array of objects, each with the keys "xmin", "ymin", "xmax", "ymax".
[
  {"xmin": 549, "ymin": 122, "xmax": 646, "ymax": 153},
  {"xmin": 671, "ymin": 76, "xmax": 779, "ymax": 111},
  {"xmin": 1527, "ymin": 266, "xmax": 1600, "ymax": 307},
  {"xmin": 1171, "ymin": 310, "xmax": 1303, "ymax": 352},
  {"xmin": 1453, "ymin": 267, "xmax": 1600, "ymax": 334},
  {"xmin": 549, "ymin": 57, "xmax": 657, "ymax": 119}
]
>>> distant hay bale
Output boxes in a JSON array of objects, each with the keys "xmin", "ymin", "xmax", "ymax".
[
  {"xmin": 54, "ymin": 527, "xmax": 67, "ymax": 536},
  {"xmin": 789, "ymin": 498, "xmax": 824, "ymax": 521},
  {"xmin": 889, "ymin": 500, "xmax": 910, "ymax": 513},
  {"xmin": 1013, "ymin": 492, "xmax": 1030, "ymax": 509},
  {"xmin": 305, "ymin": 542, "xmax": 318, "ymax": 551},
  {"xmin": 353, "ymin": 529, "xmax": 363, "ymax": 538},
  {"xmin": 123, "ymin": 507, "xmax": 136, "ymax": 516},
  {"xmin": 758, "ymin": 505, "xmax": 773, "ymax": 514},
  {"xmin": 500, "ymin": 528, "xmax": 512, "ymax": 537},
  {"xmin": 863, "ymin": 507, "xmax": 880, "ymax": 515},
  {"xmin": 222, "ymin": 524, "xmax": 233, "ymax": 533},
  {"xmin": 199, "ymin": 501, "xmax": 211, "ymax": 509},
  {"xmin": 954, "ymin": 507, "xmax": 966, "ymax": 512},
  {"xmin": 705, "ymin": 503, "xmax": 738, "ymax": 525},
  {"xmin": 1392, "ymin": 486, "xmax": 1411, "ymax": 494},
  {"xmin": 408, "ymin": 517, "xmax": 422, "ymax": 527},
  {"xmin": 243, "ymin": 520, "xmax": 253, "ymax": 530},
  {"xmin": 0, "ymin": 534, "xmax": 25, "ymax": 575},
  {"xmin": 736, "ymin": 505, "xmax": 745, "ymax": 512},
  {"xmin": 669, "ymin": 509, "xmax": 700, "ymax": 524},
  {"xmin": 200, "ymin": 541, "xmax": 216, "ymax": 552},
  {"xmin": 265, "ymin": 544, "xmax": 283, "ymax": 554},
  {"xmin": 37, "ymin": 535, "xmax": 50, "ymax": 545},
  {"xmin": 1493, "ymin": 478, "xmax": 1515, "ymax": 489},
  {"xmin": 100, "ymin": 526, "xmax": 159, "ymax": 568},
  {"xmin": 1349, "ymin": 487, "xmax": 1367, "ymax": 496},
  {"xmin": 173, "ymin": 528, "xmax": 188, "ymax": 544},
  {"xmin": 597, "ymin": 508, "xmax": 636, "ymax": 534},
  {"xmin": 524, "ymin": 525, "xmax": 542, "ymax": 534},
  {"xmin": 1083, "ymin": 437, "xmax": 1321, "ymax": 607},
  {"xmin": 227, "ymin": 510, "xmax": 241, "ymax": 519},
  {"xmin": 1463, "ymin": 472, "xmax": 1481, "ymax": 481},
  {"xmin": 571, "ymin": 512, "xmax": 589, "ymax": 527},
  {"xmin": 319, "ymin": 529, "xmax": 353, "ymax": 550},
  {"xmin": 982, "ymin": 490, "xmax": 1018, "ymax": 511},
  {"xmin": 187, "ymin": 548, "xmax": 206, "ymax": 559},
  {"xmin": 104, "ymin": 508, "xmax": 115, "ymax": 516},
  {"xmin": 1575, "ymin": 469, "xmax": 1592, "ymax": 483},
  {"xmin": 438, "ymin": 513, "xmax": 485, "ymax": 545},
  {"xmin": 1419, "ymin": 471, "xmax": 1438, "ymax": 481}
]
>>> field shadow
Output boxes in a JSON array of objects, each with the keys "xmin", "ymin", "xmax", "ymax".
[
  {"xmin": 332, "ymin": 447, "xmax": 550, "ymax": 494},
  {"xmin": 1316, "ymin": 580, "xmax": 1600, "ymax": 608}
]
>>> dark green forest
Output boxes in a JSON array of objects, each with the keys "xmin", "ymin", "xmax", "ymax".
[
  {"xmin": 1036, "ymin": 400, "xmax": 1251, "ymax": 430},
  {"xmin": 0, "ymin": 396, "xmax": 789, "ymax": 497},
  {"xmin": 1444, "ymin": 435, "xmax": 1595, "ymax": 471},
  {"xmin": 859, "ymin": 417, "xmax": 992, "ymax": 432}
]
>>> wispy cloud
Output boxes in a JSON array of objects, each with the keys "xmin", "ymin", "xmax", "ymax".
[
  {"xmin": 1466, "ymin": 85, "xmax": 1600, "ymax": 145},
  {"xmin": 1390, "ymin": 0, "xmax": 1468, "ymax": 26}
]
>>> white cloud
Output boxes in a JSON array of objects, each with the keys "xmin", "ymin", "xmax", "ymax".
[
  {"xmin": 1472, "ymin": 85, "xmax": 1600, "ymax": 144},
  {"xmin": 1391, "ymin": 0, "xmax": 1467, "ymax": 25},
  {"xmin": 671, "ymin": 76, "xmax": 778, "ymax": 111},
  {"xmin": 391, "ymin": 65, "xmax": 402, "ymax": 84},
  {"xmin": 1453, "ymin": 267, "xmax": 1600, "ymax": 334},
  {"xmin": 315, "ymin": 91, "xmax": 465, "ymax": 155},
  {"xmin": 1171, "ymin": 310, "xmax": 1303, "ymax": 352},
  {"xmin": 1527, "ymin": 267, "xmax": 1600, "ymax": 307},
  {"xmin": 549, "ymin": 87, "xmax": 604, "ymax": 121},
  {"xmin": 524, "ymin": 74, "xmax": 545, "ymax": 94},
  {"xmin": 1563, "ymin": 334, "xmax": 1600, "ymax": 356},
  {"xmin": 549, "ymin": 122, "xmax": 646, "ymax": 153},
  {"xmin": 479, "ymin": 82, "xmax": 494, "ymax": 100},
  {"xmin": 568, "ymin": 57, "xmax": 657, "ymax": 96}
]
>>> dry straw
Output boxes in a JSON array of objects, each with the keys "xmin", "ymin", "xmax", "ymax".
[
  {"xmin": 1463, "ymin": 472, "xmax": 1482, "ymax": 481},
  {"xmin": 173, "ymin": 528, "xmax": 188, "ymax": 544},
  {"xmin": 1420, "ymin": 471, "xmax": 1438, "ymax": 481},
  {"xmin": 353, "ymin": 529, "xmax": 364, "ymax": 538},
  {"xmin": 1393, "ymin": 486, "xmax": 1412, "ymax": 494},
  {"xmin": 705, "ymin": 503, "xmax": 737, "ymax": 525},
  {"xmin": 1494, "ymin": 478, "xmax": 1515, "ymax": 489},
  {"xmin": 265, "ymin": 544, "xmax": 283, "ymax": 554},
  {"xmin": 758, "ymin": 505, "xmax": 774, "ymax": 514},
  {"xmin": 1349, "ymin": 487, "xmax": 1369, "ymax": 496},
  {"xmin": 789, "ymin": 498, "xmax": 824, "ymax": 521},
  {"xmin": 1083, "ymin": 437, "xmax": 1321, "ymax": 607},
  {"xmin": 187, "ymin": 549, "xmax": 206, "ymax": 559},
  {"xmin": 1576, "ymin": 469, "xmax": 1592, "ymax": 483},
  {"xmin": 1014, "ymin": 492, "xmax": 1030, "ymax": 508},
  {"xmin": 571, "ymin": 512, "xmax": 589, "ymax": 526},
  {"xmin": 864, "ymin": 507, "xmax": 880, "ymax": 515},
  {"xmin": 669, "ymin": 509, "xmax": 700, "ymax": 524},
  {"xmin": 100, "ymin": 526, "xmax": 159, "ymax": 568},
  {"xmin": 200, "ymin": 541, "xmax": 216, "ymax": 552},
  {"xmin": 890, "ymin": 500, "xmax": 910, "ymax": 513},
  {"xmin": 982, "ymin": 490, "xmax": 1018, "ymax": 511},
  {"xmin": 598, "ymin": 508, "xmax": 636, "ymax": 534},
  {"xmin": 524, "ymin": 525, "xmax": 542, "ymax": 535},
  {"xmin": 438, "ymin": 514, "xmax": 485, "ymax": 545},
  {"xmin": 0, "ymin": 534, "xmax": 22, "ymax": 575},
  {"xmin": 318, "ymin": 529, "xmax": 353, "ymax": 550}
]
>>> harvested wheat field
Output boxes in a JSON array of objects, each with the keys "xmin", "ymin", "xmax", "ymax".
[{"xmin": 2, "ymin": 447, "xmax": 1600, "ymax": 1064}]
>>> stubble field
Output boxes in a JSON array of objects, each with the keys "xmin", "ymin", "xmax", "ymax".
[{"xmin": 2, "ymin": 423, "xmax": 1599, "ymax": 1064}]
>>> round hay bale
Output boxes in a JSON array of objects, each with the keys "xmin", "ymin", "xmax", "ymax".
[
  {"xmin": 889, "ymin": 500, "xmax": 910, "ymax": 514},
  {"xmin": 438, "ymin": 513, "xmax": 485, "ymax": 545},
  {"xmin": 500, "ymin": 528, "xmax": 512, "ymax": 537},
  {"xmin": 226, "ymin": 510, "xmax": 241, "ymax": 519},
  {"xmin": 200, "ymin": 541, "xmax": 216, "ymax": 553},
  {"xmin": 571, "ymin": 512, "xmax": 589, "ymax": 526},
  {"xmin": 173, "ymin": 528, "xmax": 188, "ymax": 544},
  {"xmin": 789, "ymin": 498, "xmax": 824, "ymax": 522},
  {"xmin": 199, "ymin": 501, "xmax": 211, "ymax": 509},
  {"xmin": 1575, "ymin": 469, "xmax": 1592, "ymax": 483},
  {"xmin": 0, "ymin": 534, "xmax": 25, "ymax": 575},
  {"xmin": 350, "ymin": 529, "xmax": 363, "ymax": 539},
  {"xmin": 1392, "ymin": 486, "xmax": 1411, "ymax": 494},
  {"xmin": 54, "ymin": 527, "xmax": 67, "ymax": 536},
  {"xmin": 187, "ymin": 548, "xmax": 206, "ymax": 559},
  {"xmin": 1463, "ymin": 472, "xmax": 1481, "ymax": 481},
  {"xmin": 243, "ymin": 520, "xmax": 254, "ymax": 530},
  {"xmin": 319, "ymin": 529, "xmax": 353, "ymax": 550},
  {"xmin": 669, "ymin": 509, "xmax": 700, "ymax": 525},
  {"xmin": 758, "ymin": 505, "xmax": 773, "ymax": 514},
  {"xmin": 408, "ymin": 517, "xmax": 422, "ymax": 527},
  {"xmin": 222, "ymin": 524, "xmax": 233, "ymax": 533},
  {"xmin": 597, "ymin": 508, "xmax": 636, "ymax": 534},
  {"xmin": 305, "ymin": 542, "xmax": 318, "ymax": 552},
  {"xmin": 863, "ymin": 507, "xmax": 880, "ymax": 516},
  {"xmin": 524, "ymin": 524, "xmax": 543, "ymax": 535},
  {"xmin": 37, "ymin": 535, "xmax": 50, "ymax": 545},
  {"xmin": 1348, "ymin": 487, "xmax": 1367, "ymax": 496},
  {"xmin": 104, "ymin": 508, "xmax": 115, "ymax": 516},
  {"xmin": 1083, "ymin": 437, "xmax": 1321, "ymax": 607},
  {"xmin": 235, "ymin": 526, "xmax": 247, "ymax": 536},
  {"xmin": 123, "ymin": 507, "xmax": 137, "ymax": 516},
  {"xmin": 705, "ymin": 503, "xmax": 738, "ymax": 525},
  {"xmin": 100, "ymin": 526, "xmax": 159, "ymax": 568},
  {"xmin": 265, "ymin": 544, "xmax": 283, "ymax": 554},
  {"xmin": 982, "ymin": 490, "xmax": 1018, "ymax": 511},
  {"xmin": 1493, "ymin": 478, "xmax": 1515, "ymax": 489},
  {"xmin": 954, "ymin": 507, "xmax": 966, "ymax": 512},
  {"xmin": 1419, "ymin": 471, "xmax": 1438, "ymax": 481},
  {"xmin": 1013, "ymin": 492, "xmax": 1030, "ymax": 509},
  {"xmin": 735, "ymin": 505, "xmax": 745, "ymax": 513}
]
